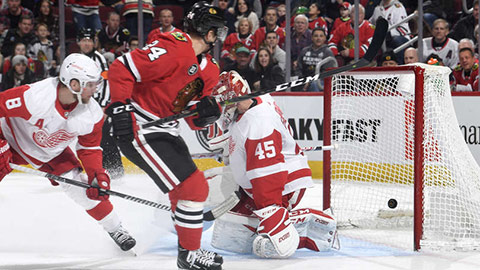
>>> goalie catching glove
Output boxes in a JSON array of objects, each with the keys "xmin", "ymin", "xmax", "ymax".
[
  {"xmin": 105, "ymin": 101, "xmax": 136, "ymax": 143},
  {"xmin": 0, "ymin": 139, "xmax": 12, "ymax": 181},
  {"xmin": 253, "ymin": 205, "xmax": 299, "ymax": 258},
  {"xmin": 86, "ymin": 169, "xmax": 110, "ymax": 201}
]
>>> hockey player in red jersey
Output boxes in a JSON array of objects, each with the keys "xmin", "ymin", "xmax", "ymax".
[
  {"xmin": 0, "ymin": 53, "xmax": 136, "ymax": 251},
  {"xmin": 206, "ymin": 71, "xmax": 338, "ymax": 258},
  {"xmin": 106, "ymin": 2, "xmax": 226, "ymax": 270}
]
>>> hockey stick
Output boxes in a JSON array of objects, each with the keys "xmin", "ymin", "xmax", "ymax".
[
  {"xmin": 191, "ymin": 144, "xmax": 339, "ymax": 159},
  {"xmin": 140, "ymin": 18, "xmax": 388, "ymax": 129},
  {"xmin": 10, "ymin": 164, "xmax": 240, "ymax": 221}
]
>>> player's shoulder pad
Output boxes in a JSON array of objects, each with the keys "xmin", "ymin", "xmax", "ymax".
[
  {"xmin": 170, "ymin": 31, "xmax": 188, "ymax": 42},
  {"xmin": 122, "ymin": 28, "xmax": 130, "ymax": 35},
  {"xmin": 454, "ymin": 64, "xmax": 462, "ymax": 71}
]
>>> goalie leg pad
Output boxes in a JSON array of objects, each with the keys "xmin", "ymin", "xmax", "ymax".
[
  {"xmin": 211, "ymin": 211, "xmax": 258, "ymax": 253},
  {"xmin": 253, "ymin": 206, "xmax": 299, "ymax": 258},
  {"xmin": 290, "ymin": 208, "xmax": 338, "ymax": 251}
]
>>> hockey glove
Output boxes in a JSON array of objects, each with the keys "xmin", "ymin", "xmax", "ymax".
[
  {"xmin": 0, "ymin": 139, "xmax": 12, "ymax": 181},
  {"xmin": 86, "ymin": 169, "xmax": 110, "ymax": 201},
  {"xmin": 191, "ymin": 96, "xmax": 222, "ymax": 128},
  {"xmin": 106, "ymin": 101, "xmax": 136, "ymax": 143},
  {"xmin": 253, "ymin": 205, "xmax": 299, "ymax": 258}
]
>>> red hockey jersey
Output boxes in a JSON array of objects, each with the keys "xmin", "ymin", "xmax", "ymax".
[
  {"xmin": 328, "ymin": 20, "xmax": 375, "ymax": 58},
  {"xmin": 308, "ymin": 17, "xmax": 328, "ymax": 35},
  {"xmin": 221, "ymin": 33, "xmax": 256, "ymax": 59},
  {"xmin": 453, "ymin": 63, "xmax": 479, "ymax": 91}
]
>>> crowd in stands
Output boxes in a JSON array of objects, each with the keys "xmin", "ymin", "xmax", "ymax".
[{"xmin": 0, "ymin": 0, "xmax": 477, "ymax": 92}]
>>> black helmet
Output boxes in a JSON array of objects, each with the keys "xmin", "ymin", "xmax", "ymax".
[
  {"xmin": 184, "ymin": 1, "xmax": 226, "ymax": 40},
  {"xmin": 77, "ymin": 28, "xmax": 96, "ymax": 42}
]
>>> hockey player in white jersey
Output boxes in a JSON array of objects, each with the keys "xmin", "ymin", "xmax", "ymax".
[
  {"xmin": 0, "ymin": 53, "xmax": 136, "ymax": 251},
  {"xmin": 206, "ymin": 71, "xmax": 338, "ymax": 258}
]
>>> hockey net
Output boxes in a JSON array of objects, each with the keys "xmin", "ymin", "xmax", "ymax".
[{"xmin": 323, "ymin": 64, "xmax": 480, "ymax": 251}]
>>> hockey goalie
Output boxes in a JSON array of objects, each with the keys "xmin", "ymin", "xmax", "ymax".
[{"xmin": 205, "ymin": 71, "xmax": 338, "ymax": 258}]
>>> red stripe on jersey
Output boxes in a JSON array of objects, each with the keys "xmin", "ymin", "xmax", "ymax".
[
  {"xmin": 134, "ymin": 135, "xmax": 177, "ymax": 187},
  {"xmin": 244, "ymin": 129, "xmax": 284, "ymax": 171},
  {"xmin": 287, "ymin": 168, "xmax": 312, "ymax": 183}
]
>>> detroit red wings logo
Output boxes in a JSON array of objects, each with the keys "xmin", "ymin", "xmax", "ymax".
[{"xmin": 33, "ymin": 129, "xmax": 76, "ymax": 148}]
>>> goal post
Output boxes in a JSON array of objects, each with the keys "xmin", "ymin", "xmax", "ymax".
[{"xmin": 323, "ymin": 64, "xmax": 480, "ymax": 251}]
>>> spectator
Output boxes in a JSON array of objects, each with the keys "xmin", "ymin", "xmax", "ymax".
[
  {"xmin": 378, "ymin": 50, "xmax": 398, "ymax": 66},
  {"xmin": 34, "ymin": 0, "xmax": 59, "ymax": 43},
  {"xmin": 1, "ymin": 15, "xmax": 35, "ymax": 58},
  {"xmin": 449, "ymin": 0, "xmax": 479, "ymax": 42},
  {"xmin": 422, "ymin": 19, "xmax": 459, "ymax": 69},
  {"xmin": 67, "ymin": 0, "xmax": 102, "ymax": 34},
  {"xmin": 458, "ymin": 38, "xmax": 478, "ymax": 60},
  {"xmin": 252, "ymin": 47, "xmax": 285, "ymax": 92},
  {"xmin": 228, "ymin": 0, "xmax": 262, "ymax": 19},
  {"xmin": 252, "ymin": 6, "xmax": 285, "ymax": 50},
  {"xmin": 363, "ymin": 0, "xmax": 382, "ymax": 20},
  {"xmin": 307, "ymin": 2, "xmax": 328, "ymax": 35},
  {"xmin": 2, "ymin": 42, "xmax": 35, "ymax": 74},
  {"xmin": 217, "ymin": 0, "xmax": 236, "ymax": 35},
  {"xmin": 404, "ymin": 47, "xmax": 419, "ymax": 64},
  {"xmin": 423, "ymin": 0, "xmax": 447, "ymax": 29},
  {"xmin": 276, "ymin": 4, "xmax": 286, "ymax": 27},
  {"xmin": 221, "ymin": 17, "xmax": 255, "ymax": 67},
  {"xmin": 223, "ymin": 46, "xmax": 256, "ymax": 90},
  {"xmin": 296, "ymin": 28, "xmax": 335, "ymax": 91},
  {"xmin": 147, "ymin": 8, "xmax": 180, "ymax": 43},
  {"xmin": 1, "ymin": 54, "xmax": 35, "ymax": 91},
  {"xmin": 0, "ymin": 0, "xmax": 33, "ymax": 33},
  {"xmin": 233, "ymin": 0, "xmax": 259, "ymax": 34},
  {"xmin": 291, "ymin": 14, "xmax": 312, "ymax": 73},
  {"xmin": 328, "ymin": 4, "xmax": 374, "ymax": 66},
  {"xmin": 98, "ymin": 11, "xmax": 130, "ymax": 57},
  {"xmin": 331, "ymin": 2, "xmax": 351, "ymax": 34},
  {"xmin": 250, "ymin": 30, "xmax": 286, "ymax": 71},
  {"xmin": 370, "ymin": 0, "xmax": 411, "ymax": 64},
  {"xmin": 122, "ymin": 0, "xmax": 154, "ymax": 42},
  {"xmin": 27, "ymin": 23, "xmax": 54, "ymax": 79},
  {"xmin": 453, "ymin": 48, "xmax": 479, "ymax": 91},
  {"xmin": 127, "ymin": 36, "xmax": 139, "ymax": 52}
]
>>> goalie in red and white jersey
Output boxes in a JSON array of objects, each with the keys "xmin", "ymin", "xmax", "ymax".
[
  {"xmin": 0, "ymin": 53, "xmax": 136, "ymax": 252},
  {"xmin": 206, "ymin": 71, "xmax": 338, "ymax": 258}
]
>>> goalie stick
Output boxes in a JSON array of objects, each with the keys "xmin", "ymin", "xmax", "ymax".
[
  {"xmin": 140, "ymin": 18, "xmax": 388, "ymax": 129},
  {"xmin": 9, "ymin": 164, "xmax": 240, "ymax": 221},
  {"xmin": 191, "ymin": 144, "xmax": 339, "ymax": 159}
]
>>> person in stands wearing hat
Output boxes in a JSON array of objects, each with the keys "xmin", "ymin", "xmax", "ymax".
[
  {"xmin": 1, "ymin": 54, "xmax": 35, "ymax": 90},
  {"xmin": 379, "ymin": 50, "xmax": 399, "ymax": 67},
  {"xmin": 223, "ymin": 45, "xmax": 256, "ymax": 90},
  {"xmin": 332, "ymin": 2, "xmax": 351, "ymax": 33}
]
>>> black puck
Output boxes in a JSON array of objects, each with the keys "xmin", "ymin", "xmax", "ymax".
[{"xmin": 388, "ymin": 199, "xmax": 398, "ymax": 209}]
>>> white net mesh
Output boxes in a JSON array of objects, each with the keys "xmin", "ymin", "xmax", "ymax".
[{"xmin": 328, "ymin": 64, "xmax": 480, "ymax": 250}]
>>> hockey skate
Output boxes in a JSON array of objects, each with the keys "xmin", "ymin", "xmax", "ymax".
[
  {"xmin": 177, "ymin": 245, "xmax": 223, "ymax": 270},
  {"xmin": 108, "ymin": 226, "xmax": 136, "ymax": 251}
]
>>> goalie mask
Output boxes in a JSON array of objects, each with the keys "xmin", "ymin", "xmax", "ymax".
[
  {"xmin": 59, "ymin": 53, "xmax": 103, "ymax": 104},
  {"xmin": 212, "ymin": 71, "xmax": 250, "ymax": 131}
]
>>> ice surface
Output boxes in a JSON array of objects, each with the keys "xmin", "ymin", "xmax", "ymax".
[{"xmin": 0, "ymin": 173, "xmax": 479, "ymax": 269}]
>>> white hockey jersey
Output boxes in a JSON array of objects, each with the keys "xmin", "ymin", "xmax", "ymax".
[
  {"xmin": 422, "ymin": 37, "xmax": 459, "ymax": 69},
  {"xmin": 0, "ymin": 77, "xmax": 104, "ymax": 169},
  {"xmin": 227, "ymin": 94, "xmax": 314, "ymax": 207},
  {"xmin": 370, "ymin": 0, "xmax": 410, "ymax": 38}
]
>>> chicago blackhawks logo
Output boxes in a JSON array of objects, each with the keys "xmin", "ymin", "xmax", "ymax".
[{"xmin": 33, "ymin": 129, "xmax": 76, "ymax": 148}]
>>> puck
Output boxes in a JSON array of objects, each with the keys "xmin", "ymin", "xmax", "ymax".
[{"xmin": 388, "ymin": 199, "xmax": 398, "ymax": 209}]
